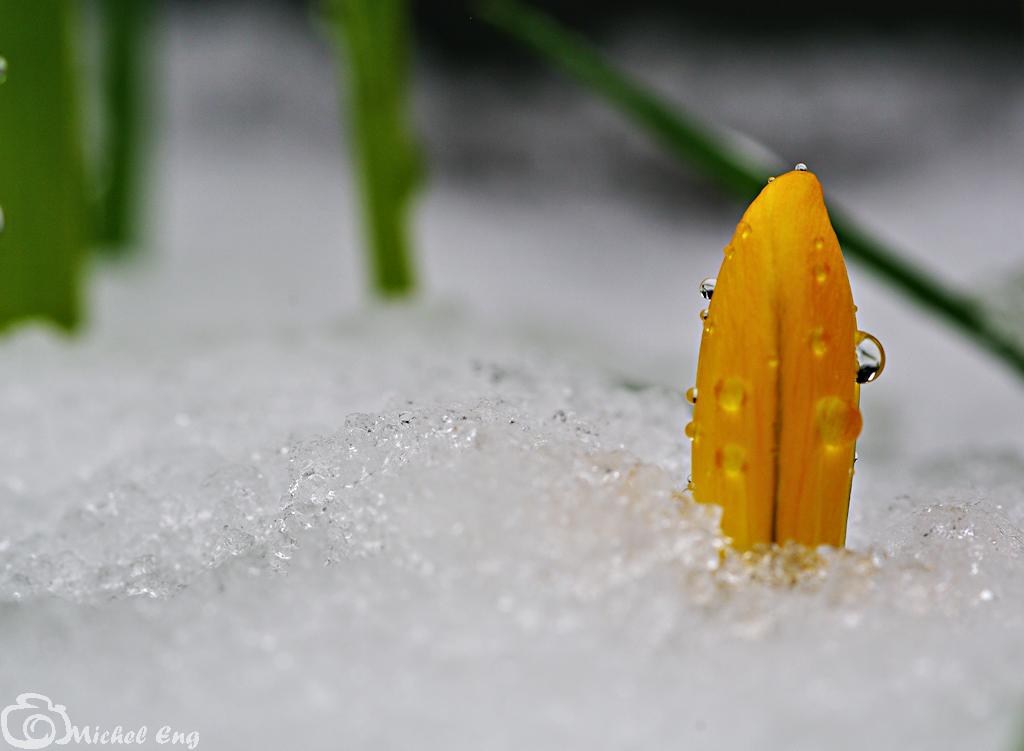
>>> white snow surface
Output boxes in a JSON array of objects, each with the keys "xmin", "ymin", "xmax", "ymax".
[{"xmin": 3, "ymin": 6, "xmax": 1024, "ymax": 751}]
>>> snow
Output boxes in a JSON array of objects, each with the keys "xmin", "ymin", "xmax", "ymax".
[{"xmin": 2, "ymin": 6, "xmax": 1024, "ymax": 750}]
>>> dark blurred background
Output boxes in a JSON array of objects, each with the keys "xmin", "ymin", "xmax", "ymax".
[
  {"xmin": 177, "ymin": 0, "xmax": 1024, "ymax": 40},
  {"xmin": 416, "ymin": 0, "xmax": 1024, "ymax": 52}
]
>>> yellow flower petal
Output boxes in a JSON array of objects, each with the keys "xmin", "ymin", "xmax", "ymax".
[{"xmin": 689, "ymin": 169, "xmax": 863, "ymax": 550}]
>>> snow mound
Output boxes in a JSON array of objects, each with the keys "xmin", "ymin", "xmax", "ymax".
[{"xmin": 3, "ymin": 308, "xmax": 1024, "ymax": 750}]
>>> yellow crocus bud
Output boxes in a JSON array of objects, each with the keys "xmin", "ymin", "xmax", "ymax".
[{"xmin": 686, "ymin": 167, "xmax": 883, "ymax": 550}]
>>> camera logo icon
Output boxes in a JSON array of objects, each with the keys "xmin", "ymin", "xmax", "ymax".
[{"xmin": 0, "ymin": 693, "xmax": 72, "ymax": 749}]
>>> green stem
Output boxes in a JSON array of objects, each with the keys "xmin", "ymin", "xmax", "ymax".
[
  {"xmin": 0, "ymin": 0, "xmax": 89, "ymax": 332},
  {"xmin": 479, "ymin": 0, "xmax": 1024, "ymax": 382},
  {"xmin": 96, "ymin": 0, "xmax": 151, "ymax": 252},
  {"xmin": 325, "ymin": 0, "xmax": 422, "ymax": 298}
]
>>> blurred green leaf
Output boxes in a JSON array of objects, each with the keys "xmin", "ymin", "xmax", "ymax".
[
  {"xmin": 95, "ymin": 0, "xmax": 152, "ymax": 253},
  {"xmin": 324, "ymin": 0, "xmax": 422, "ymax": 298},
  {"xmin": 480, "ymin": 0, "xmax": 1024, "ymax": 382},
  {"xmin": 0, "ymin": 0, "xmax": 90, "ymax": 332}
]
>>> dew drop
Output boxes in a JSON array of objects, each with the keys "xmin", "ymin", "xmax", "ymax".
[
  {"xmin": 809, "ymin": 327, "xmax": 828, "ymax": 358},
  {"xmin": 855, "ymin": 330, "xmax": 886, "ymax": 384},
  {"xmin": 699, "ymin": 277, "xmax": 716, "ymax": 300},
  {"xmin": 794, "ymin": 162, "xmax": 808, "ymax": 171},
  {"xmin": 767, "ymin": 355, "xmax": 779, "ymax": 369},
  {"xmin": 811, "ymin": 237, "xmax": 829, "ymax": 283},
  {"xmin": 684, "ymin": 421, "xmax": 698, "ymax": 440},
  {"xmin": 714, "ymin": 377, "xmax": 746, "ymax": 413},
  {"xmin": 815, "ymin": 396, "xmax": 862, "ymax": 450},
  {"xmin": 686, "ymin": 474, "xmax": 695, "ymax": 492},
  {"xmin": 716, "ymin": 444, "xmax": 747, "ymax": 477},
  {"xmin": 698, "ymin": 308, "xmax": 709, "ymax": 322},
  {"xmin": 813, "ymin": 262, "xmax": 830, "ymax": 285},
  {"xmin": 685, "ymin": 386, "xmax": 698, "ymax": 405},
  {"xmin": 723, "ymin": 244, "xmax": 735, "ymax": 260},
  {"xmin": 737, "ymin": 222, "xmax": 752, "ymax": 240},
  {"xmin": 703, "ymin": 321, "xmax": 714, "ymax": 336},
  {"xmin": 767, "ymin": 176, "xmax": 775, "ymax": 183}
]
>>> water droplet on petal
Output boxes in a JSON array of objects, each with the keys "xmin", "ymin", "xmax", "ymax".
[
  {"xmin": 738, "ymin": 222, "xmax": 752, "ymax": 240},
  {"xmin": 794, "ymin": 162, "xmax": 808, "ymax": 171},
  {"xmin": 810, "ymin": 327, "xmax": 829, "ymax": 358},
  {"xmin": 685, "ymin": 386, "xmax": 698, "ymax": 405},
  {"xmin": 855, "ymin": 330, "xmax": 886, "ymax": 383},
  {"xmin": 813, "ymin": 262, "xmax": 830, "ymax": 284},
  {"xmin": 698, "ymin": 308, "xmax": 709, "ymax": 322},
  {"xmin": 815, "ymin": 396, "xmax": 862, "ymax": 450},
  {"xmin": 767, "ymin": 355, "xmax": 779, "ymax": 369},
  {"xmin": 686, "ymin": 474, "xmax": 695, "ymax": 492},
  {"xmin": 767, "ymin": 176, "xmax": 775, "ymax": 183},
  {"xmin": 684, "ymin": 421, "xmax": 698, "ymax": 440},
  {"xmin": 714, "ymin": 377, "xmax": 746, "ymax": 413},
  {"xmin": 699, "ymin": 277, "xmax": 716, "ymax": 300},
  {"xmin": 716, "ymin": 444, "xmax": 747, "ymax": 477},
  {"xmin": 723, "ymin": 245, "xmax": 735, "ymax": 260},
  {"xmin": 813, "ymin": 236, "xmax": 825, "ymax": 251}
]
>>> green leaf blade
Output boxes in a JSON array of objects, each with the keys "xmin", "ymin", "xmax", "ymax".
[{"xmin": 0, "ymin": 0, "xmax": 90, "ymax": 332}]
